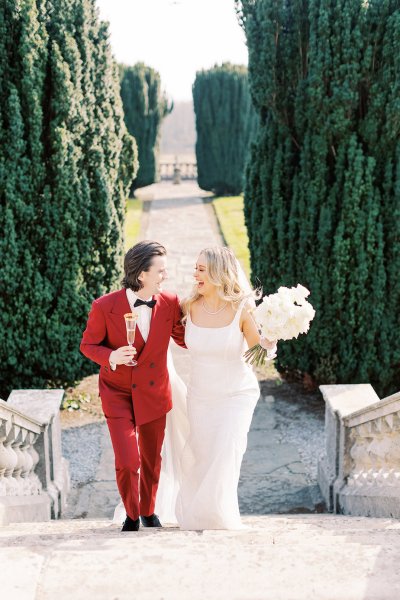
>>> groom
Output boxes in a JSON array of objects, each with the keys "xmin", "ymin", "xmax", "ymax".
[{"xmin": 80, "ymin": 240, "xmax": 186, "ymax": 531}]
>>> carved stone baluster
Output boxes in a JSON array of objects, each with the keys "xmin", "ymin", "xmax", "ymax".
[
  {"xmin": 10, "ymin": 425, "xmax": 26, "ymax": 496},
  {"xmin": 348, "ymin": 424, "xmax": 373, "ymax": 486},
  {"xmin": 26, "ymin": 432, "xmax": 42, "ymax": 494},
  {"xmin": 0, "ymin": 418, "xmax": 9, "ymax": 496},
  {"xmin": 3, "ymin": 424, "xmax": 19, "ymax": 496},
  {"xmin": 19, "ymin": 428, "xmax": 34, "ymax": 495}
]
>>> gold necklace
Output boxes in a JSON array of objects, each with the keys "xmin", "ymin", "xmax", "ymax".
[{"xmin": 201, "ymin": 298, "xmax": 228, "ymax": 315}]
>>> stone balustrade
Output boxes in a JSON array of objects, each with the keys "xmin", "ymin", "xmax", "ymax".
[
  {"xmin": 318, "ymin": 384, "xmax": 400, "ymax": 518},
  {"xmin": 160, "ymin": 161, "xmax": 197, "ymax": 180},
  {"xmin": 0, "ymin": 390, "xmax": 70, "ymax": 525},
  {"xmin": 0, "ymin": 402, "xmax": 42, "ymax": 496}
]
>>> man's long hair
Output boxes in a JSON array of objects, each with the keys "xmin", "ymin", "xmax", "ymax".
[{"xmin": 122, "ymin": 240, "xmax": 166, "ymax": 291}]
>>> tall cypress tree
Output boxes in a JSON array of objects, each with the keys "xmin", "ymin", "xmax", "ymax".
[
  {"xmin": 120, "ymin": 63, "xmax": 170, "ymax": 193},
  {"xmin": 193, "ymin": 63, "xmax": 257, "ymax": 195},
  {"xmin": 0, "ymin": 0, "xmax": 137, "ymax": 397},
  {"xmin": 237, "ymin": 0, "xmax": 400, "ymax": 396},
  {"xmin": 0, "ymin": 0, "xmax": 49, "ymax": 391}
]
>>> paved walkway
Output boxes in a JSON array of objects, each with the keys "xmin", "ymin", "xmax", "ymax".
[
  {"xmin": 63, "ymin": 181, "xmax": 324, "ymax": 520},
  {"xmin": 142, "ymin": 180, "xmax": 220, "ymax": 383},
  {"xmin": 3, "ymin": 516, "xmax": 400, "ymax": 599}
]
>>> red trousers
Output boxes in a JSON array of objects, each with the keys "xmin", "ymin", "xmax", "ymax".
[{"xmin": 104, "ymin": 394, "xmax": 166, "ymax": 521}]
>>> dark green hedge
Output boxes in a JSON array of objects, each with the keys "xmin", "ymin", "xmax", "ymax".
[
  {"xmin": 120, "ymin": 63, "xmax": 171, "ymax": 192},
  {"xmin": 0, "ymin": 0, "xmax": 138, "ymax": 397},
  {"xmin": 237, "ymin": 0, "xmax": 400, "ymax": 395},
  {"xmin": 193, "ymin": 63, "xmax": 257, "ymax": 195}
]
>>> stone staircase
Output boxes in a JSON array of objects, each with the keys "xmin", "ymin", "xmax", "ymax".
[
  {"xmin": 3, "ymin": 378, "xmax": 400, "ymax": 600},
  {"xmin": 2, "ymin": 514, "xmax": 400, "ymax": 600},
  {"xmin": 3, "ymin": 183, "xmax": 400, "ymax": 599}
]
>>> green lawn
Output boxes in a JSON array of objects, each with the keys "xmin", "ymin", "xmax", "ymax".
[
  {"xmin": 125, "ymin": 197, "xmax": 143, "ymax": 249},
  {"xmin": 212, "ymin": 195, "xmax": 250, "ymax": 279}
]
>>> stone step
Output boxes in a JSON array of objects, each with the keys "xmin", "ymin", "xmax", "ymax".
[{"xmin": 2, "ymin": 515, "xmax": 400, "ymax": 600}]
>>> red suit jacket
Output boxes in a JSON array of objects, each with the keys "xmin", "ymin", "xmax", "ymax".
[{"xmin": 80, "ymin": 289, "xmax": 186, "ymax": 426}]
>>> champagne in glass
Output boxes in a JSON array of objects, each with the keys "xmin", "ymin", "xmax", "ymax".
[{"xmin": 124, "ymin": 312, "xmax": 138, "ymax": 366}]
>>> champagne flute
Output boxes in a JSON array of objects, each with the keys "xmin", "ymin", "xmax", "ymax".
[{"xmin": 124, "ymin": 312, "xmax": 138, "ymax": 366}]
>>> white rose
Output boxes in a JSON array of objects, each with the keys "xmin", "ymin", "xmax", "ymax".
[
  {"xmin": 291, "ymin": 284, "xmax": 310, "ymax": 303},
  {"xmin": 252, "ymin": 284, "xmax": 315, "ymax": 342},
  {"xmin": 301, "ymin": 301, "xmax": 316, "ymax": 319},
  {"xmin": 280, "ymin": 318, "xmax": 300, "ymax": 340}
]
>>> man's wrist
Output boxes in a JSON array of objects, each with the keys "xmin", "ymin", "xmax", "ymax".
[{"xmin": 109, "ymin": 351, "xmax": 117, "ymax": 370}]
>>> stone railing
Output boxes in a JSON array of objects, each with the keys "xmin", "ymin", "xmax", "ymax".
[
  {"xmin": 0, "ymin": 390, "xmax": 70, "ymax": 525},
  {"xmin": 318, "ymin": 384, "xmax": 400, "ymax": 518},
  {"xmin": 160, "ymin": 160, "xmax": 197, "ymax": 182}
]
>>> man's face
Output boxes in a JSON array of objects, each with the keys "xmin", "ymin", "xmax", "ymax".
[{"xmin": 138, "ymin": 255, "xmax": 168, "ymax": 296}]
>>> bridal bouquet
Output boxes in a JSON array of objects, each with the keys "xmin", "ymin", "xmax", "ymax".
[{"xmin": 244, "ymin": 284, "xmax": 316, "ymax": 367}]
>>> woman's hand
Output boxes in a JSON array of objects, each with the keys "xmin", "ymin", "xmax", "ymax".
[{"xmin": 259, "ymin": 336, "xmax": 277, "ymax": 351}]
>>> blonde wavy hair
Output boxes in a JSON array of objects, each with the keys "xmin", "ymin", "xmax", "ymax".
[{"xmin": 181, "ymin": 246, "xmax": 259, "ymax": 323}]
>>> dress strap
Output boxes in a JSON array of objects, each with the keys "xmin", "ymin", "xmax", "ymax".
[{"xmin": 234, "ymin": 297, "xmax": 249, "ymax": 324}]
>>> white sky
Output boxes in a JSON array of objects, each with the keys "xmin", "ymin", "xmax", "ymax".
[{"xmin": 96, "ymin": 0, "xmax": 248, "ymax": 101}]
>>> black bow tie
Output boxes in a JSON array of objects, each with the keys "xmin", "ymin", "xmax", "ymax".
[{"xmin": 134, "ymin": 298, "xmax": 156, "ymax": 309}]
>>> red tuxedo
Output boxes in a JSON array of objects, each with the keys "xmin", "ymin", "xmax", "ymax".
[{"xmin": 80, "ymin": 288, "xmax": 186, "ymax": 520}]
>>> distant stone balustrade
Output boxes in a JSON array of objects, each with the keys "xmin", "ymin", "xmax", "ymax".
[
  {"xmin": 0, "ymin": 390, "xmax": 70, "ymax": 525},
  {"xmin": 160, "ymin": 161, "xmax": 197, "ymax": 181},
  {"xmin": 318, "ymin": 384, "xmax": 400, "ymax": 518}
]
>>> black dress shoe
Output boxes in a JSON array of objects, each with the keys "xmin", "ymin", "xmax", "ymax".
[
  {"xmin": 121, "ymin": 515, "xmax": 140, "ymax": 532},
  {"xmin": 140, "ymin": 513, "xmax": 162, "ymax": 527}
]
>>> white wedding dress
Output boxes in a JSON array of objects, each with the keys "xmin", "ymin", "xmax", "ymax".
[{"xmin": 113, "ymin": 298, "xmax": 260, "ymax": 530}]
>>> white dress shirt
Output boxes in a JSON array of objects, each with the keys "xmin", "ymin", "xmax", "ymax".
[
  {"xmin": 109, "ymin": 289, "xmax": 154, "ymax": 369},
  {"xmin": 125, "ymin": 288, "xmax": 153, "ymax": 342}
]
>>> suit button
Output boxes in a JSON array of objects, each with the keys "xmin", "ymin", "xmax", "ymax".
[
  {"xmin": 150, "ymin": 362, "xmax": 155, "ymax": 368},
  {"xmin": 132, "ymin": 384, "xmax": 136, "ymax": 389},
  {"xmin": 104, "ymin": 366, "xmax": 109, "ymax": 372},
  {"xmin": 149, "ymin": 381, "xmax": 154, "ymax": 386}
]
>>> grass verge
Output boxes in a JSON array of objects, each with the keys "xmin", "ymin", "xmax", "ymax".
[
  {"xmin": 212, "ymin": 195, "xmax": 250, "ymax": 279},
  {"xmin": 125, "ymin": 197, "xmax": 143, "ymax": 249}
]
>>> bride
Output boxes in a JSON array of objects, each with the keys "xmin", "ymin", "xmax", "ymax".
[{"xmin": 114, "ymin": 246, "xmax": 276, "ymax": 530}]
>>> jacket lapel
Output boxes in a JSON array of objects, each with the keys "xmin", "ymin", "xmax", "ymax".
[{"xmin": 108, "ymin": 289, "xmax": 145, "ymax": 349}]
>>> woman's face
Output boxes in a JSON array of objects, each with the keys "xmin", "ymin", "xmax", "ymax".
[{"xmin": 194, "ymin": 253, "xmax": 213, "ymax": 296}]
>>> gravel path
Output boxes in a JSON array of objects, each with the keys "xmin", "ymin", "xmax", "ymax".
[
  {"xmin": 62, "ymin": 423, "xmax": 106, "ymax": 486},
  {"xmin": 269, "ymin": 384, "xmax": 325, "ymax": 484}
]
